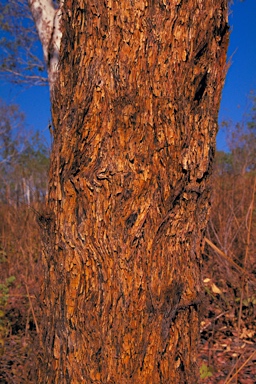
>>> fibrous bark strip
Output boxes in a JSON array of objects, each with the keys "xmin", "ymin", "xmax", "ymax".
[{"xmin": 39, "ymin": 1, "xmax": 229, "ymax": 382}]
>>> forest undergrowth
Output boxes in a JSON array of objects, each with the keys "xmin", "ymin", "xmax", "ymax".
[{"xmin": 199, "ymin": 170, "xmax": 256, "ymax": 383}]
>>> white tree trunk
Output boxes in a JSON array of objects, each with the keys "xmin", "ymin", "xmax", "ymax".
[{"xmin": 28, "ymin": 0, "xmax": 63, "ymax": 91}]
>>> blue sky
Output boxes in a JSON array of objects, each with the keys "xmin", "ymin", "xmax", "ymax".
[
  {"xmin": 217, "ymin": 0, "xmax": 256, "ymax": 149},
  {"xmin": 0, "ymin": 0, "xmax": 255, "ymax": 151}
]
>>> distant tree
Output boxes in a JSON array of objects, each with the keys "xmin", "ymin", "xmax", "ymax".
[
  {"xmin": 0, "ymin": 101, "xmax": 23, "ymax": 160},
  {"xmin": 207, "ymin": 95, "xmax": 256, "ymax": 280},
  {"xmin": 220, "ymin": 96, "xmax": 256, "ymax": 174},
  {"xmin": 0, "ymin": 0, "xmax": 63, "ymax": 89},
  {"xmin": 214, "ymin": 150, "xmax": 233, "ymax": 175},
  {"xmin": 0, "ymin": 0, "xmax": 48, "ymax": 86},
  {"xmin": 0, "ymin": 99, "xmax": 49, "ymax": 205}
]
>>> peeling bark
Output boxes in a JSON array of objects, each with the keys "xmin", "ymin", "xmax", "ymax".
[
  {"xmin": 28, "ymin": 0, "xmax": 63, "ymax": 90},
  {"xmin": 38, "ymin": 0, "xmax": 229, "ymax": 382}
]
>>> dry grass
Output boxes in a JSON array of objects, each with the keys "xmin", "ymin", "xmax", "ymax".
[
  {"xmin": 199, "ymin": 173, "xmax": 256, "ymax": 383},
  {"xmin": 0, "ymin": 203, "xmax": 43, "ymax": 383}
]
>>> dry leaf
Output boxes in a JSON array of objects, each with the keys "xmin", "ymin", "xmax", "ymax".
[{"xmin": 211, "ymin": 283, "xmax": 222, "ymax": 294}]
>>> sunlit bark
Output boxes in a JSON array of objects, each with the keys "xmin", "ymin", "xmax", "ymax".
[{"xmin": 38, "ymin": 1, "xmax": 229, "ymax": 382}]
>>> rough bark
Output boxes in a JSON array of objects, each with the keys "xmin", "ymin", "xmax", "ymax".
[{"xmin": 39, "ymin": 0, "xmax": 229, "ymax": 382}]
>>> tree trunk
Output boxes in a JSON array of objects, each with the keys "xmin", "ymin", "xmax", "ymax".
[{"xmin": 39, "ymin": 1, "xmax": 229, "ymax": 382}]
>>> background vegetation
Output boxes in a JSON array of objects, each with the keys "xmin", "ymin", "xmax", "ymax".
[
  {"xmin": 199, "ymin": 100, "xmax": 256, "ymax": 383},
  {"xmin": 0, "ymin": 100, "xmax": 48, "ymax": 383}
]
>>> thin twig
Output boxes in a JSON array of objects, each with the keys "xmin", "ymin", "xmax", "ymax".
[
  {"xmin": 204, "ymin": 238, "xmax": 256, "ymax": 283},
  {"xmin": 24, "ymin": 282, "xmax": 40, "ymax": 335},
  {"xmin": 224, "ymin": 350, "xmax": 256, "ymax": 384},
  {"xmin": 200, "ymin": 310, "xmax": 229, "ymax": 331},
  {"xmin": 238, "ymin": 177, "xmax": 256, "ymax": 333},
  {"xmin": 0, "ymin": 293, "xmax": 36, "ymax": 299}
]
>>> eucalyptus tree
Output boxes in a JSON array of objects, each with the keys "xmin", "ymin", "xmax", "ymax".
[{"xmin": 27, "ymin": 1, "xmax": 229, "ymax": 382}]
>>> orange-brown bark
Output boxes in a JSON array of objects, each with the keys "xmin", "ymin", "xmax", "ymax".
[{"xmin": 39, "ymin": 1, "xmax": 229, "ymax": 382}]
